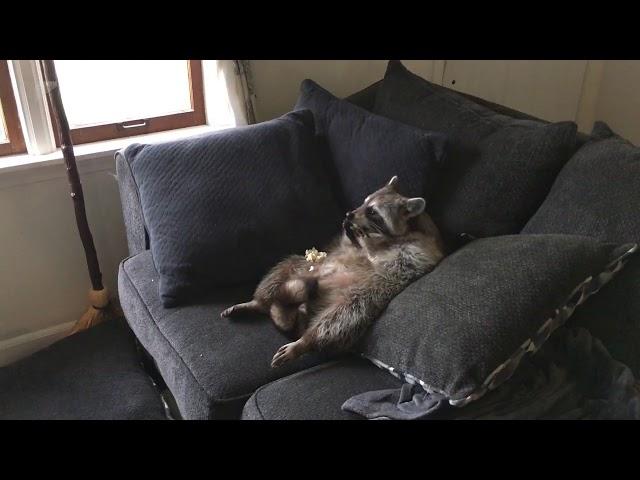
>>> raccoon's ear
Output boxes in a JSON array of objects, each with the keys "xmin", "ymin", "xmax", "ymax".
[
  {"xmin": 386, "ymin": 176, "xmax": 399, "ymax": 190},
  {"xmin": 405, "ymin": 197, "xmax": 426, "ymax": 217}
]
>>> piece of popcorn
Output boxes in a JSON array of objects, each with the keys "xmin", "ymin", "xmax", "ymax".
[{"xmin": 305, "ymin": 247, "xmax": 327, "ymax": 263}]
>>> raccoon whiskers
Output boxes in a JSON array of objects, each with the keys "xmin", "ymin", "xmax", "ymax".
[{"xmin": 367, "ymin": 222, "xmax": 386, "ymax": 236}]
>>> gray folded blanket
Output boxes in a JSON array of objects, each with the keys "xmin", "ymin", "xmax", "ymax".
[{"xmin": 342, "ymin": 327, "xmax": 640, "ymax": 420}]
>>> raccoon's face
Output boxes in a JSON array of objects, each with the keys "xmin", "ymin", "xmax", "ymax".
[{"xmin": 342, "ymin": 176, "xmax": 426, "ymax": 247}]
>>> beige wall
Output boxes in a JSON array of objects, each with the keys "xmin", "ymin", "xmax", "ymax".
[
  {"xmin": 442, "ymin": 60, "xmax": 589, "ymax": 125},
  {"xmin": 251, "ymin": 60, "xmax": 438, "ymax": 122},
  {"xmin": 0, "ymin": 157, "xmax": 128, "ymax": 364},
  {"xmin": 594, "ymin": 61, "xmax": 640, "ymax": 145}
]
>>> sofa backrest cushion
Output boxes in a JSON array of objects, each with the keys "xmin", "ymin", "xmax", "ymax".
[
  {"xmin": 344, "ymin": 80, "xmax": 381, "ymax": 112},
  {"xmin": 125, "ymin": 109, "xmax": 343, "ymax": 307},
  {"xmin": 295, "ymin": 79, "xmax": 448, "ymax": 210},
  {"xmin": 522, "ymin": 122, "xmax": 640, "ymax": 375},
  {"xmin": 359, "ymin": 234, "xmax": 636, "ymax": 407},
  {"xmin": 373, "ymin": 60, "xmax": 578, "ymax": 244}
]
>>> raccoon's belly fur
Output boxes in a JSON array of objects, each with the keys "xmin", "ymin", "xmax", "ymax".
[
  {"xmin": 310, "ymin": 256, "xmax": 373, "ymax": 311},
  {"xmin": 316, "ymin": 254, "xmax": 368, "ymax": 288}
]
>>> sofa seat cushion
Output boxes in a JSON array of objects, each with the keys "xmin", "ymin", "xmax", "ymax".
[
  {"xmin": 242, "ymin": 357, "xmax": 401, "ymax": 420},
  {"xmin": 118, "ymin": 250, "xmax": 328, "ymax": 420}
]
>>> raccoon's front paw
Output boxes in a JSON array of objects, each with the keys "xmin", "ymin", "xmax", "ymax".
[{"xmin": 271, "ymin": 341, "xmax": 302, "ymax": 368}]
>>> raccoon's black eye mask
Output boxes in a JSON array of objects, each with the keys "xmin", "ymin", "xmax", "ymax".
[{"xmin": 366, "ymin": 211, "xmax": 390, "ymax": 236}]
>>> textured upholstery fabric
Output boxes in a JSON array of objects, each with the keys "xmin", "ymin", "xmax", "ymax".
[
  {"xmin": 118, "ymin": 251, "xmax": 329, "ymax": 420},
  {"xmin": 114, "ymin": 81, "xmax": 384, "ymax": 260},
  {"xmin": 523, "ymin": 122, "xmax": 640, "ymax": 376},
  {"xmin": 523, "ymin": 122, "xmax": 640, "ymax": 242},
  {"xmin": 344, "ymin": 326, "xmax": 640, "ymax": 420},
  {"xmin": 373, "ymin": 61, "xmax": 578, "ymax": 243},
  {"xmin": 344, "ymin": 80, "xmax": 382, "ymax": 112},
  {"xmin": 115, "ymin": 150, "xmax": 148, "ymax": 255},
  {"xmin": 242, "ymin": 358, "xmax": 401, "ymax": 420},
  {"xmin": 246, "ymin": 327, "xmax": 640, "ymax": 420},
  {"xmin": 295, "ymin": 79, "xmax": 448, "ymax": 210},
  {"xmin": 124, "ymin": 110, "xmax": 343, "ymax": 307},
  {"xmin": 114, "ymin": 77, "xmax": 590, "ymax": 261},
  {"xmin": 114, "ymin": 77, "xmax": 632, "ymax": 420},
  {"xmin": 0, "ymin": 318, "xmax": 166, "ymax": 420},
  {"xmin": 359, "ymin": 234, "xmax": 635, "ymax": 405},
  {"xmin": 346, "ymin": 78, "xmax": 591, "ymax": 150},
  {"xmin": 566, "ymin": 257, "xmax": 640, "ymax": 377}
]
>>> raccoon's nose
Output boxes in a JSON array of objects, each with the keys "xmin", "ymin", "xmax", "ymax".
[{"xmin": 346, "ymin": 211, "xmax": 354, "ymax": 221}]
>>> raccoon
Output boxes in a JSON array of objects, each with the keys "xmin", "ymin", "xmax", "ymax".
[{"xmin": 221, "ymin": 176, "xmax": 446, "ymax": 368}]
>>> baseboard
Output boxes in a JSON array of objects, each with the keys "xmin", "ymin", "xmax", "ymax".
[{"xmin": 0, "ymin": 321, "xmax": 75, "ymax": 367}]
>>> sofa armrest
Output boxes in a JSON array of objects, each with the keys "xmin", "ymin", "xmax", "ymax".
[{"xmin": 115, "ymin": 149, "xmax": 148, "ymax": 256}]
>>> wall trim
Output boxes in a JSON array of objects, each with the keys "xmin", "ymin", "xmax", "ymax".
[
  {"xmin": 432, "ymin": 60, "xmax": 446, "ymax": 85},
  {"xmin": 0, "ymin": 320, "xmax": 75, "ymax": 367},
  {"xmin": 575, "ymin": 60, "xmax": 605, "ymax": 134}
]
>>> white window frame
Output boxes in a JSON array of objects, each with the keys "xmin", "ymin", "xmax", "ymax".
[
  {"xmin": 1, "ymin": 60, "xmax": 238, "ymax": 177},
  {"xmin": 9, "ymin": 60, "xmax": 57, "ymax": 155}
]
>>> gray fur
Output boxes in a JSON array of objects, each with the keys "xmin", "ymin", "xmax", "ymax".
[{"xmin": 221, "ymin": 176, "xmax": 446, "ymax": 368}]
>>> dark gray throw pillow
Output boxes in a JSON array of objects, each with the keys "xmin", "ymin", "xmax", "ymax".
[
  {"xmin": 359, "ymin": 234, "xmax": 636, "ymax": 406},
  {"xmin": 124, "ymin": 110, "xmax": 344, "ymax": 307},
  {"xmin": 523, "ymin": 122, "xmax": 640, "ymax": 376},
  {"xmin": 373, "ymin": 61, "xmax": 578, "ymax": 243},
  {"xmin": 294, "ymin": 79, "xmax": 448, "ymax": 210}
]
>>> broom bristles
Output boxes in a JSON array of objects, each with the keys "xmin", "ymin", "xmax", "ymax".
[{"xmin": 68, "ymin": 288, "xmax": 120, "ymax": 336}]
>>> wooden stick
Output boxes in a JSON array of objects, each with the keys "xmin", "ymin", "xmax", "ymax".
[{"xmin": 39, "ymin": 60, "xmax": 104, "ymax": 292}]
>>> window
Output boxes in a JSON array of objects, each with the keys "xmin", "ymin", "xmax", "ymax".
[
  {"xmin": 50, "ymin": 60, "xmax": 206, "ymax": 145},
  {"xmin": 0, "ymin": 60, "xmax": 26, "ymax": 156},
  {"xmin": 1, "ymin": 59, "xmax": 237, "ymax": 162}
]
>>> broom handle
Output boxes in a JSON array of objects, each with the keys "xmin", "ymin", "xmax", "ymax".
[{"xmin": 40, "ymin": 60, "xmax": 104, "ymax": 292}]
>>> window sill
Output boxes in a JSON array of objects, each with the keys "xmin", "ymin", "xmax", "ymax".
[{"xmin": 0, "ymin": 124, "xmax": 232, "ymax": 190}]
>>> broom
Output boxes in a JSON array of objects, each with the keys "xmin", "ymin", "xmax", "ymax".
[{"xmin": 40, "ymin": 60, "xmax": 119, "ymax": 335}]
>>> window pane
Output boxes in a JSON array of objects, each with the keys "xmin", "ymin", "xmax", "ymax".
[
  {"xmin": 54, "ymin": 60, "xmax": 193, "ymax": 128},
  {"xmin": 0, "ymin": 101, "xmax": 8, "ymax": 143}
]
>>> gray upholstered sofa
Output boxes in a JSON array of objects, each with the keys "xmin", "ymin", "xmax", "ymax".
[{"xmin": 115, "ymin": 80, "xmax": 592, "ymax": 420}]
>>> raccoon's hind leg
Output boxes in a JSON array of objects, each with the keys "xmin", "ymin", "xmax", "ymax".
[
  {"xmin": 222, "ymin": 255, "xmax": 308, "ymax": 320},
  {"xmin": 271, "ymin": 292, "xmax": 381, "ymax": 367},
  {"xmin": 269, "ymin": 277, "xmax": 317, "ymax": 335},
  {"xmin": 269, "ymin": 302, "xmax": 306, "ymax": 336},
  {"xmin": 311, "ymin": 295, "xmax": 380, "ymax": 353},
  {"xmin": 253, "ymin": 255, "xmax": 308, "ymax": 304},
  {"xmin": 220, "ymin": 300, "xmax": 266, "ymax": 319},
  {"xmin": 279, "ymin": 277, "xmax": 317, "ymax": 304}
]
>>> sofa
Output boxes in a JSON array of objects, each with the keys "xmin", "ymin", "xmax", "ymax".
[{"xmin": 116, "ymin": 62, "xmax": 640, "ymax": 420}]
